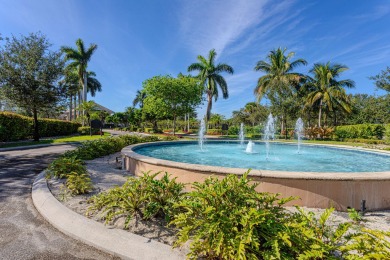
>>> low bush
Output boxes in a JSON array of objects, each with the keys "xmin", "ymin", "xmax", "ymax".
[
  {"xmin": 206, "ymin": 128, "xmax": 222, "ymax": 135},
  {"xmin": 66, "ymin": 171, "xmax": 93, "ymax": 195},
  {"xmin": 46, "ymin": 157, "xmax": 86, "ymax": 179},
  {"xmin": 334, "ymin": 124, "xmax": 385, "ymax": 140},
  {"xmin": 88, "ymin": 172, "xmax": 184, "ymax": 226},
  {"xmin": 0, "ymin": 112, "xmax": 80, "ymax": 141},
  {"xmin": 77, "ymin": 126, "xmax": 100, "ymax": 135},
  {"xmin": 171, "ymin": 171, "xmax": 390, "ymax": 259}
]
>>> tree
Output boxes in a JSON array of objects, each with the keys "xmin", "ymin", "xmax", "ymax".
[
  {"xmin": 133, "ymin": 89, "xmax": 146, "ymax": 108},
  {"xmin": 0, "ymin": 33, "xmax": 65, "ymax": 141},
  {"xmin": 61, "ymin": 39, "xmax": 97, "ymax": 124},
  {"xmin": 142, "ymin": 75, "xmax": 202, "ymax": 135},
  {"xmin": 254, "ymin": 48, "xmax": 307, "ymax": 137},
  {"xmin": 304, "ymin": 62, "xmax": 355, "ymax": 127},
  {"xmin": 370, "ymin": 66, "xmax": 390, "ymax": 92},
  {"xmin": 78, "ymin": 101, "xmax": 98, "ymax": 126},
  {"xmin": 188, "ymin": 49, "xmax": 234, "ymax": 121}
]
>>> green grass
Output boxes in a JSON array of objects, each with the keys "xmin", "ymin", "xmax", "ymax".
[{"xmin": 0, "ymin": 132, "xmax": 111, "ymax": 148}]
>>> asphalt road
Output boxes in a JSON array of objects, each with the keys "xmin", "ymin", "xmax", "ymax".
[{"xmin": 0, "ymin": 145, "xmax": 118, "ymax": 260}]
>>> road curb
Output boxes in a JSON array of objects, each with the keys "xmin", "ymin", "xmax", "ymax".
[{"xmin": 32, "ymin": 171, "xmax": 186, "ymax": 260}]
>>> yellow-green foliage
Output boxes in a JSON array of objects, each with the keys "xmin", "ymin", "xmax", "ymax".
[
  {"xmin": 46, "ymin": 156, "xmax": 86, "ymax": 179},
  {"xmin": 88, "ymin": 171, "xmax": 184, "ymax": 226},
  {"xmin": 66, "ymin": 171, "xmax": 93, "ymax": 195},
  {"xmin": 335, "ymin": 124, "xmax": 385, "ymax": 140},
  {"xmin": 0, "ymin": 112, "xmax": 80, "ymax": 141}
]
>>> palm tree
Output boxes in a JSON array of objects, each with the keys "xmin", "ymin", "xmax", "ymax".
[
  {"xmin": 61, "ymin": 39, "xmax": 98, "ymax": 105},
  {"xmin": 188, "ymin": 49, "xmax": 234, "ymax": 121},
  {"xmin": 305, "ymin": 62, "xmax": 355, "ymax": 128},
  {"xmin": 254, "ymin": 47, "xmax": 307, "ymax": 136},
  {"xmin": 133, "ymin": 90, "xmax": 146, "ymax": 108}
]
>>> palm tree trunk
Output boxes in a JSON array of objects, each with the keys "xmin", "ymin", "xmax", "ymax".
[
  {"xmin": 318, "ymin": 99, "xmax": 323, "ymax": 128},
  {"xmin": 83, "ymin": 72, "xmax": 87, "ymax": 125},
  {"xmin": 69, "ymin": 95, "xmax": 73, "ymax": 121},
  {"xmin": 73, "ymin": 95, "xmax": 77, "ymax": 119},
  {"xmin": 206, "ymin": 92, "xmax": 212, "ymax": 121}
]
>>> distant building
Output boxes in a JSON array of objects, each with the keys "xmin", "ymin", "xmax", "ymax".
[{"xmin": 59, "ymin": 102, "xmax": 114, "ymax": 121}]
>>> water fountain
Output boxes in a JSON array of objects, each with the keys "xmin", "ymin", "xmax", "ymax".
[
  {"xmin": 263, "ymin": 114, "xmax": 275, "ymax": 160},
  {"xmin": 295, "ymin": 118, "xmax": 304, "ymax": 154},
  {"xmin": 198, "ymin": 119, "xmax": 206, "ymax": 151},
  {"xmin": 239, "ymin": 123, "xmax": 245, "ymax": 147},
  {"xmin": 245, "ymin": 140, "xmax": 255, "ymax": 153}
]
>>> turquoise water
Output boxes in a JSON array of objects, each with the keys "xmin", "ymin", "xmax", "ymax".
[{"xmin": 134, "ymin": 142, "xmax": 390, "ymax": 173}]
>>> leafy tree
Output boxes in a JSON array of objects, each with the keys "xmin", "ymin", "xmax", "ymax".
[
  {"xmin": 305, "ymin": 62, "xmax": 355, "ymax": 127},
  {"xmin": 347, "ymin": 94, "xmax": 390, "ymax": 124},
  {"xmin": 78, "ymin": 101, "xmax": 98, "ymax": 126},
  {"xmin": 61, "ymin": 39, "xmax": 98, "ymax": 124},
  {"xmin": 254, "ymin": 47, "xmax": 307, "ymax": 137},
  {"xmin": 0, "ymin": 33, "xmax": 65, "ymax": 141},
  {"xmin": 142, "ymin": 75, "xmax": 202, "ymax": 135},
  {"xmin": 208, "ymin": 113, "xmax": 225, "ymax": 129},
  {"xmin": 188, "ymin": 49, "xmax": 234, "ymax": 121},
  {"xmin": 370, "ymin": 66, "xmax": 390, "ymax": 92}
]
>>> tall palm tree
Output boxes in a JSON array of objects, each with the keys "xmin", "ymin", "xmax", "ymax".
[
  {"xmin": 133, "ymin": 90, "xmax": 146, "ymax": 108},
  {"xmin": 254, "ymin": 47, "xmax": 307, "ymax": 136},
  {"xmin": 61, "ymin": 39, "xmax": 98, "ymax": 104},
  {"xmin": 254, "ymin": 47, "xmax": 307, "ymax": 99},
  {"xmin": 188, "ymin": 49, "xmax": 234, "ymax": 121},
  {"xmin": 305, "ymin": 62, "xmax": 355, "ymax": 127}
]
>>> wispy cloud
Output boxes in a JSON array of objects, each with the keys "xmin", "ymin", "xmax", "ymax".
[{"xmin": 178, "ymin": 0, "xmax": 270, "ymax": 57}]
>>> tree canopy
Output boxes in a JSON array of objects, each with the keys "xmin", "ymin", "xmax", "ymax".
[
  {"xmin": 0, "ymin": 32, "xmax": 65, "ymax": 140},
  {"xmin": 142, "ymin": 75, "xmax": 202, "ymax": 135}
]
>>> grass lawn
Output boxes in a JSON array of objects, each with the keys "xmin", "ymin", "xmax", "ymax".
[{"xmin": 0, "ymin": 132, "xmax": 111, "ymax": 148}]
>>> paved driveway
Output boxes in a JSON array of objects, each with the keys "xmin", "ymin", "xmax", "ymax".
[{"xmin": 0, "ymin": 145, "xmax": 118, "ymax": 259}]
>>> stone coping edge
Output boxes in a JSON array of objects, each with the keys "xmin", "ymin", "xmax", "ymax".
[
  {"xmin": 122, "ymin": 140, "xmax": 390, "ymax": 180},
  {"xmin": 32, "ymin": 171, "xmax": 186, "ymax": 260}
]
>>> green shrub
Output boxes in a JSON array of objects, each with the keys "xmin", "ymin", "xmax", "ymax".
[
  {"xmin": 227, "ymin": 125, "xmax": 239, "ymax": 135},
  {"xmin": 66, "ymin": 171, "xmax": 93, "ymax": 195},
  {"xmin": 171, "ymin": 171, "xmax": 297, "ymax": 259},
  {"xmin": 0, "ymin": 112, "xmax": 80, "ymax": 141},
  {"xmin": 0, "ymin": 112, "xmax": 32, "ymax": 141},
  {"xmin": 88, "ymin": 171, "xmax": 184, "ymax": 226},
  {"xmin": 46, "ymin": 157, "xmax": 86, "ymax": 179},
  {"xmin": 206, "ymin": 128, "xmax": 222, "ymax": 135},
  {"xmin": 171, "ymin": 171, "xmax": 390, "ymax": 259},
  {"xmin": 335, "ymin": 124, "xmax": 385, "ymax": 140},
  {"xmin": 385, "ymin": 124, "xmax": 390, "ymax": 141},
  {"xmin": 77, "ymin": 126, "xmax": 100, "ymax": 135}
]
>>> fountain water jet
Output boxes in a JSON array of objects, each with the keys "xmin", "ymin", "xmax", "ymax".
[
  {"xmin": 245, "ymin": 140, "xmax": 254, "ymax": 153},
  {"xmin": 295, "ymin": 118, "xmax": 304, "ymax": 154},
  {"xmin": 263, "ymin": 114, "xmax": 275, "ymax": 160},
  {"xmin": 239, "ymin": 123, "xmax": 245, "ymax": 147},
  {"xmin": 198, "ymin": 119, "xmax": 206, "ymax": 151}
]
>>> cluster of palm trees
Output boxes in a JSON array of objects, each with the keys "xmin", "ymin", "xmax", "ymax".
[
  {"xmin": 60, "ymin": 39, "xmax": 101, "ymax": 124},
  {"xmin": 255, "ymin": 48, "xmax": 355, "ymax": 129}
]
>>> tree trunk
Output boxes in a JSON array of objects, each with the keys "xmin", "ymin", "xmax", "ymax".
[
  {"xmin": 206, "ymin": 92, "xmax": 212, "ymax": 121},
  {"xmin": 33, "ymin": 108, "xmax": 39, "ymax": 141},
  {"xmin": 73, "ymin": 95, "xmax": 77, "ymax": 120},
  {"xmin": 83, "ymin": 72, "xmax": 87, "ymax": 125},
  {"xmin": 173, "ymin": 115, "xmax": 176, "ymax": 136},
  {"xmin": 284, "ymin": 117, "xmax": 288, "ymax": 140},
  {"xmin": 69, "ymin": 95, "xmax": 73, "ymax": 121},
  {"xmin": 153, "ymin": 120, "xmax": 158, "ymax": 132},
  {"xmin": 318, "ymin": 99, "xmax": 323, "ymax": 128},
  {"xmin": 187, "ymin": 113, "xmax": 190, "ymax": 132}
]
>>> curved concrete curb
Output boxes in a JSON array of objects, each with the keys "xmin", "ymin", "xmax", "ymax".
[{"xmin": 32, "ymin": 171, "xmax": 186, "ymax": 260}]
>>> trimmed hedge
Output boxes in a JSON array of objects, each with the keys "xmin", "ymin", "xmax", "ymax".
[
  {"xmin": 334, "ymin": 124, "xmax": 385, "ymax": 140},
  {"xmin": 0, "ymin": 112, "xmax": 80, "ymax": 141},
  {"xmin": 77, "ymin": 126, "xmax": 100, "ymax": 135}
]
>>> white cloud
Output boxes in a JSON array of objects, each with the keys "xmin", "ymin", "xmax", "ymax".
[{"xmin": 178, "ymin": 0, "xmax": 269, "ymax": 57}]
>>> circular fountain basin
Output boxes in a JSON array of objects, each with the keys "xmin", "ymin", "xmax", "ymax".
[{"xmin": 122, "ymin": 140, "xmax": 390, "ymax": 211}]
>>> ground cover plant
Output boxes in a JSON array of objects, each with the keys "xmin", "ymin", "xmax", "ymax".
[
  {"xmin": 87, "ymin": 171, "xmax": 184, "ymax": 226},
  {"xmin": 46, "ymin": 134, "xmax": 160, "ymax": 195}
]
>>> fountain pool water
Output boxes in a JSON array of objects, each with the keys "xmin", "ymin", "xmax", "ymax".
[
  {"xmin": 263, "ymin": 114, "xmax": 275, "ymax": 159},
  {"xmin": 245, "ymin": 140, "xmax": 254, "ymax": 153},
  {"xmin": 133, "ymin": 141, "xmax": 390, "ymax": 173},
  {"xmin": 295, "ymin": 118, "xmax": 304, "ymax": 154},
  {"xmin": 198, "ymin": 119, "xmax": 206, "ymax": 150},
  {"xmin": 239, "ymin": 123, "xmax": 245, "ymax": 146}
]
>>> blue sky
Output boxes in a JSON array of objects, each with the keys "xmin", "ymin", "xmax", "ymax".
[{"xmin": 1, "ymin": 0, "xmax": 389, "ymax": 118}]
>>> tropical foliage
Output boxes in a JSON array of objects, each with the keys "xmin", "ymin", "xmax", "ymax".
[
  {"xmin": 188, "ymin": 49, "xmax": 234, "ymax": 121},
  {"xmin": 304, "ymin": 62, "xmax": 355, "ymax": 128}
]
